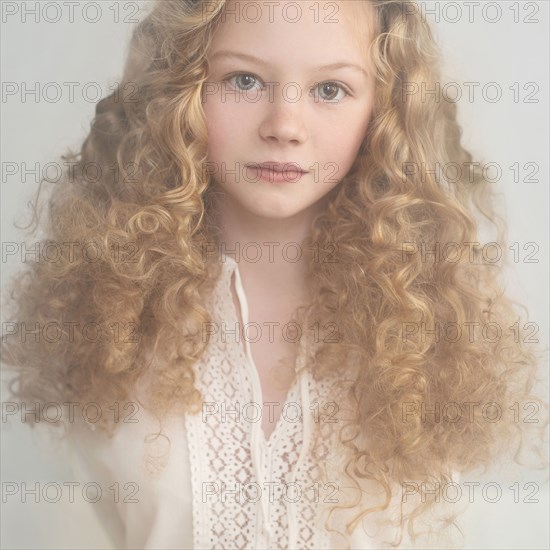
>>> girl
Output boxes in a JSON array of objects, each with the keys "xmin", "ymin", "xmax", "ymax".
[{"xmin": 2, "ymin": 0, "xmax": 547, "ymax": 548}]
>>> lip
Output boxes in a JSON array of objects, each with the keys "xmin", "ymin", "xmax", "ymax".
[
  {"xmin": 245, "ymin": 161, "xmax": 309, "ymax": 184},
  {"xmin": 247, "ymin": 161, "xmax": 309, "ymax": 174}
]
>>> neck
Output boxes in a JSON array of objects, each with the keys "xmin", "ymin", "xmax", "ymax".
[{"xmin": 210, "ymin": 189, "xmax": 327, "ymax": 293}]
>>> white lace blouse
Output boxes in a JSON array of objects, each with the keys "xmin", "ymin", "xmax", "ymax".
[{"xmin": 66, "ymin": 254, "xmax": 461, "ymax": 549}]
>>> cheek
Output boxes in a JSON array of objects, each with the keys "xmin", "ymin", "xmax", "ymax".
[
  {"xmin": 326, "ymin": 122, "xmax": 367, "ymax": 169},
  {"xmin": 203, "ymin": 107, "xmax": 230, "ymax": 160},
  {"xmin": 204, "ymin": 103, "xmax": 247, "ymax": 159},
  {"xmin": 345, "ymin": 106, "xmax": 372, "ymax": 153}
]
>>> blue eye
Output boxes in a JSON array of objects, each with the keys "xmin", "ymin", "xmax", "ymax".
[
  {"xmin": 311, "ymin": 81, "xmax": 350, "ymax": 103},
  {"xmin": 226, "ymin": 73, "xmax": 262, "ymax": 92}
]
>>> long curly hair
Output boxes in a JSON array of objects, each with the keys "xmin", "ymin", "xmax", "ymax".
[{"xmin": 2, "ymin": 0, "xmax": 547, "ymax": 547}]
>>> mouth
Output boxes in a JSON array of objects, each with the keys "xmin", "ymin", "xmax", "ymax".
[
  {"xmin": 247, "ymin": 161, "xmax": 309, "ymax": 174},
  {"xmin": 245, "ymin": 162, "xmax": 308, "ymax": 183}
]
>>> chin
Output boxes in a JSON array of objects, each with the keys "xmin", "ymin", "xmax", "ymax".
[
  {"xmin": 247, "ymin": 204, "xmax": 303, "ymax": 220},
  {"xmin": 234, "ymin": 196, "xmax": 304, "ymax": 220}
]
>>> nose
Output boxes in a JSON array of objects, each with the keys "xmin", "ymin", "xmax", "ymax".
[{"xmin": 258, "ymin": 85, "xmax": 308, "ymax": 145}]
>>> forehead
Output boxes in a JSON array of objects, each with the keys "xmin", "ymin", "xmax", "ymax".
[{"xmin": 209, "ymin": 0, "xmax": 375, "ymax": 64}]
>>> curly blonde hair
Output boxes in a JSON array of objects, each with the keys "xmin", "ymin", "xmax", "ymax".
[{"xmin": 2, "ymin": 0, "xmax": 547, "ymax": 547}]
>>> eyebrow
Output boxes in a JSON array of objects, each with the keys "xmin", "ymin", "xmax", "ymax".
[{"xmin": 209, "ymin": 50, "xmax": 369, "ymax": 79}]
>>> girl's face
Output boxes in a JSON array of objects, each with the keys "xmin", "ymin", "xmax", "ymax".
[{"xmin": 202, "ymin": 0, "xmax": 376, "ymax": 220}]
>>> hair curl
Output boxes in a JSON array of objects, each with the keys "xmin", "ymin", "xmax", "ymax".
[{"xmin": 2, "ymin": 1, "xmax": 547, "ymax": 548}]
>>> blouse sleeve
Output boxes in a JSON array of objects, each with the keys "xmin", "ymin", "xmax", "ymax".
[{"xmin": 65, "ymin": 407, "xmax": 194, "ymax": 550}]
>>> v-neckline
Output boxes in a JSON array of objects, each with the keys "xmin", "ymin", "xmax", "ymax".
[{"xmin": 225, "ymin": 258, "xmax": 304, "ymax": 447}]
